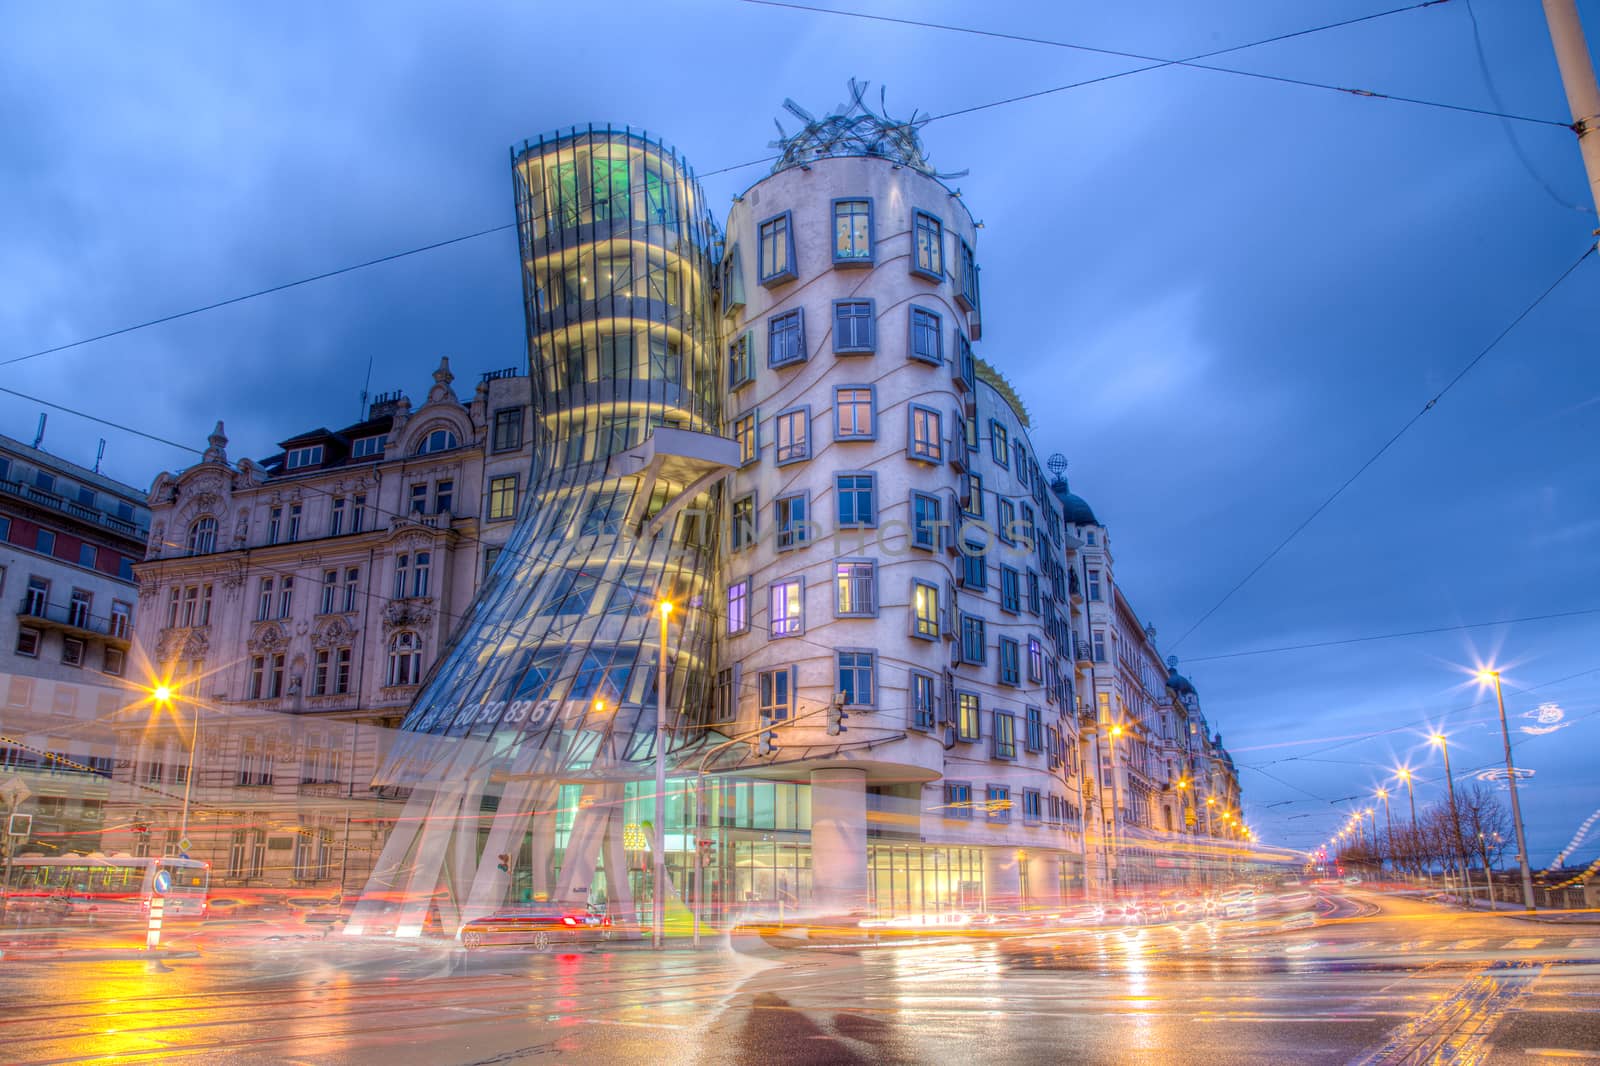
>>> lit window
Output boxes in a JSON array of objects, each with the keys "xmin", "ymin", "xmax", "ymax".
[
  {"xmin": 908, "ymin": 405, "xmax": 942, "ymax": 462},
  {"xmin": 770, "ymin": 578, "xmax": 803, "ymax": 637},
  {"xmin": 727, "ymin": 579, "xmax": 750, "ymax": 634},
  {"xmin": 912, "ymin": 211, "xmax": 943, "ymax": 280},
  {"xmin": 758, "ymin": 212, "xmax": 795, "ymax": 285},
  {"xmin": 838, "ymin": 651, "xmax": 875, "ymax": 707},
  {"xmin": 489, "ymin": 476, "xmax": 518, "ymax": 520},
  {"xmin": 835, "ymin": 561, "xmax": 875, "ymax": 617},
  {"xmin": 909, "ymin": 307, "xmax": 942, "ymax": 365},
  {"xmin": 734, "ymin": 411, "xmax": 758, "ymax": 466},
  {"xmin": 834, "ymin": 387, "xmax": 874, "ymax": 439},
  {"xmin": 911, "ymin": 580, "xmax": 939, "ymax": 640},
  {"xmin": 768, "ymin": 309, "xmax": 806, "ymax": 368},
  {"xmin": 775, "ymin": 407, "xmax": 810, "ymax": 464},
  {"xmin": 833, "ymin": 199, "xmax": 872, "ymax": 263},
  {"xmin": 833, "ymin": 299, "xmax": 875, "ymax": 354},
  {"xmin": 836, "ymin": 474, "xmax": 875, "ymax": 528},
  {"xmin": 956, "ymin": 692, "xmax": 981, "ymax": 741}
]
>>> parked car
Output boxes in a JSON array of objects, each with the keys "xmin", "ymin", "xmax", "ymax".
[{"xmin": 456, "ymin": 909, "xmax": 614, "ymax": 951}]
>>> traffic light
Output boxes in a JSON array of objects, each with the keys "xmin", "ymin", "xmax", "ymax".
[
  {"xmin": 756, "ymin": 730, "xmax": 779, "ymax": 757},
  {"xmin": 496, "ymin": 852, "xmax": 511, "ymax": 873},
  {"xmin": 827, "ymin": 701, "xmax": 849, "ymax": 736}
]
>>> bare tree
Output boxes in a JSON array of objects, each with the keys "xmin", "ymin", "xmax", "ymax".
[{"xmin": 1456, "ymin": 783, "xmax": 1512, "ymax": 875}]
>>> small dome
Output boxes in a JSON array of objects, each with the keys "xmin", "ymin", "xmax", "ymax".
[
  {"xmin": 1166, "ymin": 656, "xmax": 1197, "ymax": 695},
  {"xmin": 1050, "ymin": 476, "xmax": 1097, "ymax": 525}
]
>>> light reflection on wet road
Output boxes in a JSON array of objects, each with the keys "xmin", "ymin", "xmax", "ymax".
[{"xmin": 2, "ymin": 892, "xmax": 1598, "ymax": 1065}]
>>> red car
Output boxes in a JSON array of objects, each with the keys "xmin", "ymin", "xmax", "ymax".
[{"xmin": 456, "ymin": 909, "xmax": 614, "ymax": 951}]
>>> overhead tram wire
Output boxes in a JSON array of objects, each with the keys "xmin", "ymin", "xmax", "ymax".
[
  {"xmin": 1167, "ymin": 241, "xmax": 1598, "ymax": 653},
  {"xmin": 738, "ymin": 0, "xmax": 1571, "ymax": 130},
  {"xmin": 0, "ymin": 383, "xmax": 1012, "ymax": 717},
  {"xmin": 1183, "ymin": 606, "xmax": 1600, "ymax": 663},
  {"xmin": 3, "ymin": 7, "xmax": 1504, "ymax": 371}
]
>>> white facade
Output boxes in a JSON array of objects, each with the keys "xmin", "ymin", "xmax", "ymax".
[{"xmin": 718, "ymin": 154, "xmax": 1091, "ymax": 909}]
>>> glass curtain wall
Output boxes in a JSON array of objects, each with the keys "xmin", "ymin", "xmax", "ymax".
[{"xmin": 385, "ymin": 129, "xmax": 722, "ymax": 916}]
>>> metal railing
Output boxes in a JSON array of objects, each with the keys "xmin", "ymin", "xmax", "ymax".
[
  {"xmin": 16, "ymin": 596, "xmax": 133, "ymax": 640},
  {"xmin": 0, "ymin": 477, "xmax": 145, "ymax": 538}
]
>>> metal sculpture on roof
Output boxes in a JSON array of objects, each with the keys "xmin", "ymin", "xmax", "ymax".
[{"xmin": 770, "ymin": 79, "xmax": 967, "ymax": 179}]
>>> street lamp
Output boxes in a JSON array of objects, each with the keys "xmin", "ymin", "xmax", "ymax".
[
  {"xmin": 651, "ymin": 600, "xmax": 674, "ymax": 950},
  {"xmin": 1475, "ymin": 667, "xmax": 1538, "ymax": 911},
  {"xmin": 149, "ymin": 683, "xmax": 198, "ymax": 848},
  {"xmin": 1431, "ymin": 733, "xmax": 1475, "ymax": 902},
  {"xmin": 1106, "ymin": 722, "xmax": 1124, "ymax": 894},
  {"xmin": 1376, "ymin": 788, "xmax": 1393, "ymax": 875}
]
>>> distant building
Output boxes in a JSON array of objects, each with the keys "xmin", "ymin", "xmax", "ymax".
[
  {"xmin": 108, "ymin": 360, "xmax": 533, "ymax": 885},
  {"xmin": 0, "ymin": 432, "xmax": 149, "ymax": 856},
  {"xmin": 1055, "ymin": 466, "xmax": 1244, "ymax": 887}
]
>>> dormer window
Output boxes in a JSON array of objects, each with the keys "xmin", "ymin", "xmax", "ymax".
[
  {"xmin": 351, "ymin": 435, "xmax": 387, "ymax": 459},
  {"xmin": 285, "ymin": 445, "xmax": 323, "ymax": 470},
  {"xmin": 414, "ymin": 429, "xmax": 458, "ymax": 455}
]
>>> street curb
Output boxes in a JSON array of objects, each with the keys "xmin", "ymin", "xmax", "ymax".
[{"xmin": 0, "ymin": 949, "xmax": 201, "ymax": 964}]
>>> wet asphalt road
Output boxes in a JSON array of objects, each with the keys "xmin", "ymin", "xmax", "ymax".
[{"xmin": 2, "ymin": 891, "xmax": 1598, "ymax": 1065}]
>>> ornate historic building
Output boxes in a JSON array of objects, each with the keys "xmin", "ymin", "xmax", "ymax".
[{"xmin": 111, "ymin": 361, "xmax": 534, "ymax": 886}]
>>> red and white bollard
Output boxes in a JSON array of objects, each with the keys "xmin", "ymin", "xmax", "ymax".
[{"xmin": 145, "ymin": 897, "xmax": 164, "ymax": 951}]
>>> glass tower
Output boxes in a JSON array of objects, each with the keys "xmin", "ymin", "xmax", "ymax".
[{"xmin": 357, "ymin": 128, "xmax": 722, "ymax": 927}]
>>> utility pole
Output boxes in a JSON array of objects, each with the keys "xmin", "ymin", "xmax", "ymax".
[{"xmin": 1544, "ymin": 0, "xmax": 1600, "ymax": 227}]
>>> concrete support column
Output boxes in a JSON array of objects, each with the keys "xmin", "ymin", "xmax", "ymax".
[
  {"xmin": 1025, "ymin": 854, "xmax": 1059, "ymax": 908},
  {"xmin": 984, "ymin": 848, "xmax": 1022, "ymax": 912},
  {"xmin": 810, "ymin": 768, "xmax": 867, "ymax": 913}
]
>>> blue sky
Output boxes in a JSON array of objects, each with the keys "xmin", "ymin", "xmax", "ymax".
[{"xmin": 4, "ymin": 1, "xmax": 1598, "ymax": 862}]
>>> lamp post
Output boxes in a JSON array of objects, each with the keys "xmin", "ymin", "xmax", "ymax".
[
  {"xmin": 1376, "ymin": 788, "xmax": 1393, "ymax": 876},
  {"xmin": 152, "ymin": 685, "xmax": 197, "ymax": 847},
  {"xmin": 653, "ymin": 600, "xmax": 672, "ymax": 950},
  {"xmin": 1475, "ymin": 668, "xmax": 1538, "ymax": 911},
  {"xmin": 1431, "ymin": 733, "xmax": 1475, "ymax": 902},
  {"xmin": 1106, "ymin": 723, "xmax": 1123, "ymax": 896}
]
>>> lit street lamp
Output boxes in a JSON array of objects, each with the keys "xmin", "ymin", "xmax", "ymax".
[{"xmin": 1475, "ymin": 667, "xmax": 1538, "ymax": 911}]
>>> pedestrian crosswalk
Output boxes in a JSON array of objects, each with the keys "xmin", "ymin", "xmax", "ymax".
[{"xmin": 1281, "ymin": 933, "xmax": 1600, "ymax": 956}]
